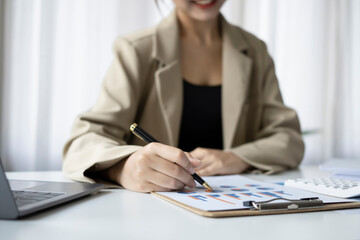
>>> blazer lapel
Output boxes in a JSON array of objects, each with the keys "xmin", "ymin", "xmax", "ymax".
[
  {"xmin": 153, "ymin": 11, "xmax": 183, "ymax": 147},
  {"xmin": 221, "ymin": 17, "xmax": 252, "ymax": 149},
  {"xmin": 155, "ymin": 62, "xmax": 182, "ymax": 147}
]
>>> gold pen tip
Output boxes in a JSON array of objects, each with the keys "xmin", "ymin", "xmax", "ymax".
[{"xmin": 203, "ymin": 182, "xmax": 212, "ymax": 191}]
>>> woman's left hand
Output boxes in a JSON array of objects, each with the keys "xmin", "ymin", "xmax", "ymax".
[{"xmin": 190, "ymin": 148, "xmax": 250, "ymax": 176}]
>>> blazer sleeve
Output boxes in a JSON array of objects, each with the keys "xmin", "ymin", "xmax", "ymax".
[
  {"xmin": 62, "ymin": 38, "xmax": 144, "ymax": 183},
  {"xmin": 230, "ymin": 43, "xmax": 305, "ymax": 174}
]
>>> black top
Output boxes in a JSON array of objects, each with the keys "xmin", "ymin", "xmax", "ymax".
[{"xmin": 178, "ymin": 80, "xmax": 223, "ymax": 152}]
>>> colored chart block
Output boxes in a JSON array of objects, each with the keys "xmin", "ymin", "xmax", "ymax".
[
  {"xmin": 188, "ymin": 195, "xmax": 208, "ymax": 202},
  {"xmin": 273, "ymin": 191, "xmax": 292, "ymax": 196},
  {"xmin": 258, "ymin": 192, "xmax": 283, "ymax": 198},
  {"xmin": 207, "ymin": 194, "xmax": 235, "ymax": 204},
  {"xmin": 224, "ymin": 194, "xmax": 241, "ymax": 200},
  {"xmin": 257, "ymin": 187, "xmax": 274, "ymax": 190},
  {"xmin": 220, "ymin": 185, "xmax": 237, "ymax": 188},
  {"xmin": 205, "ymin": 190, "xmax": 223, "ymax": 193},
  {"xmin": 177, "ymin": 190, "xmax": 197, "ymax": 194},
  {"xmin": 231, "ymin": 188, "xmax": 249, "ymax": 192},
  {"xmin": 245, "ymin": 184, "xmax": 261, "ymax": 187},
  {"xmin": 240, "ymin": 193, "xmax": 262, "ymax": 198}
]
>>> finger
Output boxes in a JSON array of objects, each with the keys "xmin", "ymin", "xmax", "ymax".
[
  {"xmin": 146, "ymin": 143, "xmax": 195, "ymax": 174},
  {"xmin": 184, "ymin": 152, "xmax": 201, "ymax": 168},
  {"xmin": 197, "ymin": 163, "xmax": 219, "ymax": 176},
  {"xmin": 184, "ymin": 152, "xmax": 192, "ymax": 158},
  {"xmin": 190, "ymin": 147, "xmax": 208, "ymax": 159},
  {"xmin": 193, "ymin": 157, "xmax": 213, "ymax": 171},
  {"xmin": 189, "ymin": 157, "xmax": 201, "ymax": 168},
  {"xmin": 126, "ymin": 178, "xmax": 172, "ymax": 193},
  {"xmin": 184, "ymin": 152, "xmax": 202, "ymax": 168},
  {"xmin": 148, "ymin": 155, "xmax": 196, "ymax": 188},
  {"xmin": 145, "ymin": 170, "xmax": 186, "ymax": 190},
  {"xmin": 142, "ymin": 182, "xmax": 173, "ymax": 192}
]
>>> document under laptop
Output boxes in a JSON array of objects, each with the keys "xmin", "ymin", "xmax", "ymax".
[{"xmin": 0, "ymin": 158, "xmax": 104, "ymax": 219}]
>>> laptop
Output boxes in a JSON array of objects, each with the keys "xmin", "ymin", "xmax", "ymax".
[{"xmin": 0, "ymin": 158, "xmax": 104, "ymax": 219}]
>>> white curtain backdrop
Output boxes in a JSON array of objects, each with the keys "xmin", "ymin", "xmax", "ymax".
[{"xmin": 1, "ymin": 0, "xmax": 359, "ymax": 171}]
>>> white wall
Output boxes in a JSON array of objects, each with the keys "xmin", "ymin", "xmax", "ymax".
[
  {"xmin": 0, "ymin": 0, "xmax": 5, "ymax": 161},
  {"xmin": 1, "ymin": 0, "xmax": 359, "ymax": 171}
]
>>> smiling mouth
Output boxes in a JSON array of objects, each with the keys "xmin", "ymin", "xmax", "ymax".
[{"xmin": 191, "ymin": 0, "xmax": 217, "ymax": 9}]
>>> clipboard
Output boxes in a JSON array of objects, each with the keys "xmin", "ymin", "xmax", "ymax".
[{"xmin": 152, "ymin": 192, "xmax": 360, "ymax": 218}]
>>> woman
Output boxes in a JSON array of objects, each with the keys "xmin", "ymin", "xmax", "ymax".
[{"xmin": 63, "ymin": 0, "xmax": 304, "ymax": 192}]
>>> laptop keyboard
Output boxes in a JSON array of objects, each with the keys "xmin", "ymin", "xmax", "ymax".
[{"xmin": 12, "ymin": 190, "xmax": 65, "ymax": 207}]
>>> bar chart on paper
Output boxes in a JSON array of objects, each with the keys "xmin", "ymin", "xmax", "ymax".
[{"xmin": 155, "ymin": 175, "xmax": 352, "ymax": 211}]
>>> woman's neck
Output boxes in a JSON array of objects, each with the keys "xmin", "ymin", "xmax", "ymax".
[{"xmin": 176, "ymin": 10, "xmax": 221, "ymax": 45}]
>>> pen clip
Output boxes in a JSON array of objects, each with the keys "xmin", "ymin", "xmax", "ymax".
[{"xmin": 243, "ymin": 197, "xmax": 324, "ymax": 211}]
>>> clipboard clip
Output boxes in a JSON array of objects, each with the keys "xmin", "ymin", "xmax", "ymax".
[{"xmin": 243, "ymin": 197, "xmax": 324, "ymax": 211}]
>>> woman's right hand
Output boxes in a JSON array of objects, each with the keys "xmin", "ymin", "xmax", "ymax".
[{"xmin": 106, "ymin": 143, "xmax": 200, "ymax": 192}]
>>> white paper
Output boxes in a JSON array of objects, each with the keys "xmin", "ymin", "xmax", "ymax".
[{"xmin": 156, "ymin": 175, "xmax": 354, "ymax": 211}]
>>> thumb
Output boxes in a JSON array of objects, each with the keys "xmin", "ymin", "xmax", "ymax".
[
  {"xmin": 189, "ymin": 157, "xmax": 201, "ymax": 168},
  {"xmin": 184, "ymin": 152, "xmax": 202, "ymax": 168}
]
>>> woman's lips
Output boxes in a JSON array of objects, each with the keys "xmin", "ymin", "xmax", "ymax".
[{"xmin": 191, "ymin": 0, "xmax": 217, "ymax": 9}]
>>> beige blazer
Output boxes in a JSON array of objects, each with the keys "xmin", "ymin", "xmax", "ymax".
[{"xmin": 63, "ymin": 12, "xmax": 305, "ymax": 183}]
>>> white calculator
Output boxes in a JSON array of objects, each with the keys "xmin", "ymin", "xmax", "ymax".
[{"xmin": 284, "ymin": 177, "xmax": 360, "ymax": 198}]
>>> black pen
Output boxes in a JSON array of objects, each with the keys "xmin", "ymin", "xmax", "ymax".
[{"xmin": 130, "ymin": 123, "xmax": 212, "ymax": 191}]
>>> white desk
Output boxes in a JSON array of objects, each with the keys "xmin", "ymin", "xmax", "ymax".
[{"xmin": 1, "ymin": 166, "xmax": 360, "ymax": 240}]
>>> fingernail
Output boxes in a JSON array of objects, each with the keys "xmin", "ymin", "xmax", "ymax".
[
  {"xmin": 189, "ymin": 167, "xmax": 195, "ymax": 174},
  {"xmin": 191, "ymin": 181, "xmax": 196, "ymax": 188}
]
